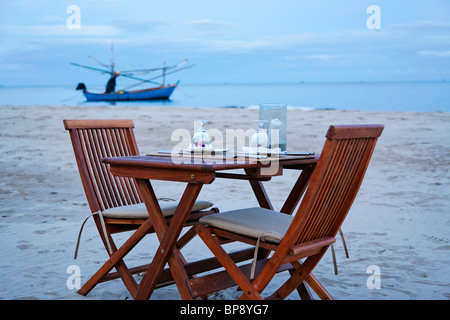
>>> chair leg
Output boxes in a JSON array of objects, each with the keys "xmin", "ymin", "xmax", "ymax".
[
  {"xmin": 331, "ymin": 244, "xmax": 338, "ymax": 275},
  {"xmin": 78, "ymin": 239, "xmax": 138, "ymax": 297},
  {"xmin": 304, "ymin": 274, "xmax": 333, "ymax": 300},
  {"xmin": 78, "ymin": 219, "xmax": 155, "ymax": 298},
  {"xmin": 289, "ymin": 268, "xmax": 313, "ymax": 300},
  {"xmin": 176, "ymin": 226, "xmax": 197, "ymax": 250},
  {"xmin": 330, "ymin": 229, "xmax": 349, "ymax": 276},
  {"xmin": 196, "ymin": 225, "xmax": 263, "ymax": 300},
  {"xmin": 272, "ymin": 260, "xmax": 332, "ymax": 300},
  {"xmin": 270, "ymin": 251, "xmax": 332, "ymax": 300},
  {"xmin": 339, "ymin": 228, "xmax": 349, "ymax": 258}
]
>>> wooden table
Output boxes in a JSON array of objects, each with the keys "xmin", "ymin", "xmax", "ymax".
[{"xmin": 102, "ymin": 154, "xmax": 319, "ymax": 300}]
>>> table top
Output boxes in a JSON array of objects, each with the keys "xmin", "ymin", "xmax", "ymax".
[{"xmin": 103, "ymin": 154, "xmax": 319, "ymax": 172}]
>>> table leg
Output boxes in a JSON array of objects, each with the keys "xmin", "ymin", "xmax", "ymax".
[
  {"xmin": 135, "ymin": 179, "xmax": 202, "ymax": 300},
  {"xmin": 280, "ymin": 164, "xmax": 316, "ymax": 214},
  {"xmin": 244, "ymin": 168, "xmax": 273, "ymax": 210}
]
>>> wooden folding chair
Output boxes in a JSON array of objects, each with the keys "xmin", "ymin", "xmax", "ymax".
[
  {"xmin": 195, "ymin": 124, "xmax": 383, "ymax": 300},
  {"xmin": 63, "ymin": 119, "xmax": 218, "ymax": 298}
]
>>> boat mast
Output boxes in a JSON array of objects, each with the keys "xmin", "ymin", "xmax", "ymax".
[
  {"xmin": 110, "ymin": 42, "xmax": 115, "ymax": 74},
  {"xmin": 162, "ymin": 62, "xmax": 166, "ymax": 87}
]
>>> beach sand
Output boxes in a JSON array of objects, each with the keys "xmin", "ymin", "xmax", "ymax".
[{"xmin": 0, "ymin": 104, "xmax": 448, "ymax": 300}]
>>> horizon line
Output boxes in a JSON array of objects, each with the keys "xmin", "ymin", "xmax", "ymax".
[{"xmin": 1, "ymin": 79, "xmax": 448, "ymax": 88}]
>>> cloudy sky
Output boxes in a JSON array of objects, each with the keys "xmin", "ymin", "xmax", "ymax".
[{"xmin": 1, "ymin": 0, "xmax": 449, "ymax": 86}]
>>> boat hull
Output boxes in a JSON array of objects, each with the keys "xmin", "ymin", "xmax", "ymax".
[{"xmin": 83, "ymin": 84, "xmax": 177, "ymax": 102}]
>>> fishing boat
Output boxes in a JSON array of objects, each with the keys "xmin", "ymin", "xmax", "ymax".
[
  {"xmin": 76, "ymin": 82, "xmax": 178, "ymax": 102},
  {"xmin": 71, "ymin": 48, "xmax": 194, "ymax": 102}
]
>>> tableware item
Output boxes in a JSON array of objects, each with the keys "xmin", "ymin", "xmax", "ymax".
[
  {"xmin": 250, "ymin": 120, "xmax": 269, "ymax": 151},
  {"xmin": 285, "ymin": 152, "xmax": 315, "ymax": 156},
  {"xmin": 192, "ymin": 120, "xmax": 211, "ymax": 149},
  {"xmin": 259, "ymin": 104, "xmax": 287, "ymax": 152},
  {"xmin": 240, "ymin": 147, "xmax": 281, "ymax": 156},
  {"xmin": 181, "ymin": 148, "xmax": 228, "ymax": 154}
]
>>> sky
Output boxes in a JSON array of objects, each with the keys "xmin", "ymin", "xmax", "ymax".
[{"xmin": 0, "ymin": 0, "xmax": 449, "ymax": 86}]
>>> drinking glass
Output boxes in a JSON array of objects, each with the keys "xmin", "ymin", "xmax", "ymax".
[{"xmin": 259, "ymin": 104, "xmax": 287, "ymax": 152}]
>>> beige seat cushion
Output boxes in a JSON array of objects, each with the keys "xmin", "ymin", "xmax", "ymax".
[
  {"xmin": 102, "ymin": 200, "xmax": 213, "ymax": 219},
  {"xmin": 199, "ymin": 207, "xmax": 293, "ymax": 243}
]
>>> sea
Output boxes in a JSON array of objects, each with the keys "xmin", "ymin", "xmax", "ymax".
[{"xmin": 0, "ymin": 81, "xmax": 449, "ymax": 112}]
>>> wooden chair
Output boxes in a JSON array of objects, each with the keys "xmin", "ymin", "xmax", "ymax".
[
  {"xmin": 63, "ymin": 119, "xmax": 218, "ymax": 298},
  {"xmin": 195, "ymin": 124, "xmax": 383, "ymax": 300}
]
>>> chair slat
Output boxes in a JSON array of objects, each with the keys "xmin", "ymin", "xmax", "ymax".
[
  {"xmin": 114, "ymin": 128, "xmax": 141, "ymax": 206},
  {"xmin": 92, "ymin": 128, "xmax": 118, "ymax": 209},
  {"xmin": 118, "ymin": 128, "xmax": 139, "ymax": 205},
  {"xmin": 81, "ymin": 128, "xmax": 108, "ymax": 211},
  {"xmin": 103, "ymin": 128, "xmax": 126, "ymax": 207},
  {"xmin": 105, "ymin": 128, "xmax": 130, "ymax": 207},
  {"xmin": 315, "ymin": 139, "xmax": 360, "ymax": 237},
  {"xmin": 307, "ymin": 140, "xmax": 356, "ymax": 241},
  {"xmin": 315, "ymin": 139, "xmax": 363, "ymax": 238},
  {"xmin": 97, "ymin": 128, "xmax": 124, "ymax": 208}
]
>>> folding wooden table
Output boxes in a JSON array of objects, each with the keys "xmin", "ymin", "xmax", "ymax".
[{"xmin": 102, "ymin": 154, "xmax": 318, "ymax": 300}]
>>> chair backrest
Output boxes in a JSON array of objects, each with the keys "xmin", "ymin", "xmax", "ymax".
[
  {"xmin": 64, "ymin": 119, "xmax": 142, "ymax": 213},
  {"xmin": 286, "ymin": 124, "xmax": 383, "ymax": 247}
]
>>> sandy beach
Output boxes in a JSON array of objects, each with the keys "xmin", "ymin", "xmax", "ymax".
[{"xmin": 0, "ymin": 104, "xmax": 448, "ymax": 300}]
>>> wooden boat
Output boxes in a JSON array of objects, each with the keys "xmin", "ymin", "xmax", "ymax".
[
  {"xmin": 76, "ymin": 82, "xmax": 178, "ymax": 102},
  {"xmin": 71, "ymin": 47, "xmax": 193, "ymax": 102}
]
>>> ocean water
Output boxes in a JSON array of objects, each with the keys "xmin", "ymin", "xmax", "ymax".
[{"xmin": 0, "ymin": 81, "xmax": 448, "ymax": 112}]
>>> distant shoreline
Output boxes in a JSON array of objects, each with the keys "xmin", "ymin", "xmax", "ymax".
[
  {"xmin": 1, "ymin": 79, "xmax": 448, "ymax": 88},
  {"xmin": 1, "ymin": 81, "xmax": 449, "ymax": 112},
  {"xmin": 1, "ymin": 104, "xmax": 448, "ymax": 115}
]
